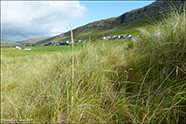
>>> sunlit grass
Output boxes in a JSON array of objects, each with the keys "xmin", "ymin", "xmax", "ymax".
[{"xmin": 1, "ymin": 8, "xmax": 185, "ymax": 123}]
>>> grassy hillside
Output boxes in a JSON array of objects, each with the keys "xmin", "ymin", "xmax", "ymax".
[
  {"xmin": 17, "ymin": 1, "xmax": 185, "ymax": 45},
  {"xmin": 1, "ymin": 8, "xmax": 185, "ymax": 123},
  {"xmin": 38, "ymin": 1, "xmax": 186, "ymax": 44},
  {"xmin": 1, "ymin": 40, "xmax": 20, "ymax": 46},
  {"xmin": 42, "ymin": 10, "xmax": 171, "ymax": 44},
  {"xmin": 44, "ymin": 17, "xmax": 162, "ymax": 43},
  {"xmin": 19, "ymin": 36, "xmax": 52, "ymax": 44}
]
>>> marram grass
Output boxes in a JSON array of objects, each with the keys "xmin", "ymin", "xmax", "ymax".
[{"xmin": 1, "ymin": 9, "xmax": 186, "ymax": 123}]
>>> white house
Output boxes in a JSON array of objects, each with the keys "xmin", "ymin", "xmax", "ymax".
[
  {"xmin": 106, "ymin": 36, "xmax": 111, "ymax": 40},
  {"xmin": 128, "ymin": 35, "xmax": 132, "ymax": 38},
  {"xmin": 16, "ymin": 46, "xmax": 21, "ymax": 49},
  {"xmin": 117, "ymin": 35, "xmax": 121, "ymax": 39},
  {"xmin": 102, "ymin": 37, "xmax": 107, "ymax": 40},
  {"xmin": 24, "ymin": 48, "xmax": 31, "ymax": 50},
  {"xmin": 111, "ymin": 36, "xmax": 117, "ymax": 39}
]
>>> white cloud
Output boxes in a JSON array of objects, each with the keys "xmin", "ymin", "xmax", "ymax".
[
  {"xmin": 50, "ymin": 27, "xmax": 69, "ymax": 36},
  {"xmin": 1, "ymin": 1, "xmax": 89, "ymax": 41}
]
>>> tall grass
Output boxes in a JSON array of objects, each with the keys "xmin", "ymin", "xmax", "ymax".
[{"xmin": 1, "ymin": 8, "xmax": 185, "ymax": 123}]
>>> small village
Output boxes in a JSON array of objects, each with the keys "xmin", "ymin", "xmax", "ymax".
[
  {"xmin": 46, "ymin": 34, "xmax": 137, "ymax": 46},
  {"xmin": 10, "ymin": 34, "xmax": 137, "ymax": 50}
]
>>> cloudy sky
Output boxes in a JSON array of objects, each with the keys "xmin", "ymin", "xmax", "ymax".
[{"xmin": 1, "ymin": 1, "xmax": 154, "ymax": 42}]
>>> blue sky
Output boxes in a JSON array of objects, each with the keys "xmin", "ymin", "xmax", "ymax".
[
  {"xmin": 1, "ymin": 1, "xmax": 155, "ymax": 41},
  {"xmin": 77, "ymin": 1, "xmax": 155, "ymax": 26}
]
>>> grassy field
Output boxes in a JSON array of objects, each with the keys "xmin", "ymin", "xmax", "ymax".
[{"xmin": 1, "ymin": 9, "xmax": 186, "ymax": 123}]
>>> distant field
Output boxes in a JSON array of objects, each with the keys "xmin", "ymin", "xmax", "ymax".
[{"xmin": 1, "ymin": 39, "xmax": 128, "ymax": 57}]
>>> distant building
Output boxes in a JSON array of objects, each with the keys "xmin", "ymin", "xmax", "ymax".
[
  {"xmin": 102, "ymin": 37, "xmax": 107, "ymax": 40},
  {"xmin": 24, "ymin": 48, "xmax": 31, "ymax": 50},
  {"xmin": 16, "ymin": 46, "xmax": 21, "ymax": 49}
]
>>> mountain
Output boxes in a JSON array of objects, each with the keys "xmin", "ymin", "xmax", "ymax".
[
  {"xmin": 1, "ymin": 40, "xmax": 20, "ymax": 46},
  {"xmin": 18, "ymin": 36, "xmax": 52, "ymax": 45},
  {"xmin": 24, "ymin": 0, "xmax": 186, "ymax": 45}
]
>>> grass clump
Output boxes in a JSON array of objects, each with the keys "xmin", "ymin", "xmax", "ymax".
[
  {"xmin": 123, "ymin": 8, "xmax": 186, "ymax": 123},
  {"xmin": 1, "ymin": 8, "xmax": 185, "ymax": 123}
]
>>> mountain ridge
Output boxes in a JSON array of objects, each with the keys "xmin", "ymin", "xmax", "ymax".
[
  {"xmin": 22, "ymin": 0, "xmax": 186, "ymax": 45},
  {"xmin": 60, "ymin": 1, "xmax": 184, "ymax": 36},
  {"xmin": 1, "ymin": 40, "xmax": 20, "ymax": 46}
]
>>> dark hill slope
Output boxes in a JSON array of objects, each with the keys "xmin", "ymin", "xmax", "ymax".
[{"xmin": 34, "ymin": 1, "xmax": 185, "ymax": 45}]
